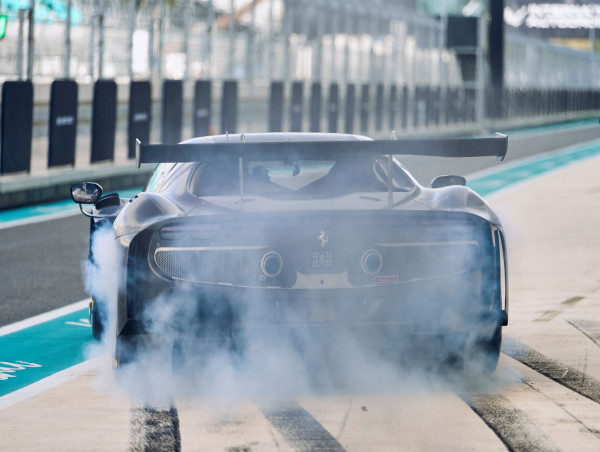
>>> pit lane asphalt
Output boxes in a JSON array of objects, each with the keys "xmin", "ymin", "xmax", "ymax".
[{"xmin": 1, "ymin": 121, "xmax": 600, "ymax": 328}]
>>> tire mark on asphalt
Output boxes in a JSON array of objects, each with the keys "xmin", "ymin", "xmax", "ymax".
[
  {"xmin": 561, "ymin": 296, "xmax": 585, "ymax": 307},
  {"xmin": 566, "ymin": 318, "xmax": 600, "ymax": 346},
  {"xmin": 502, "ymin": 362, "xmax": 600, "ymax": 442},
  {"xmin": 258, "ymin": 400, "xmax": 346, "ymax": 452},
  {"xmin": 533, "ymin": 296, "xmax": 584, "ymax": 322},
  {"xmin": 458, "ymin": 393, "xmax": 560, "ymax": 452},
  {"xmin": 130, "ymin": 406, "xmax": 181, "ymax": 452},
  {"xmin": 502, "ymin": 336, "xmax": 600, "ymax": 405}
]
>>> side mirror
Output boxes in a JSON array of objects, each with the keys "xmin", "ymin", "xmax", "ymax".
[
  {"xmin": 71, "ymin": 182, "xmax": 103, "ymax": 204},
  {"xmin": 431, "ymin": 175, "xmax": 466, "ymax": 189}
]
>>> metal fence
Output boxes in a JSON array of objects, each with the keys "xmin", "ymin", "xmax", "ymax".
[{"xmin": 0, "ymin": 0, "xmax": 461, "ymax": 86}]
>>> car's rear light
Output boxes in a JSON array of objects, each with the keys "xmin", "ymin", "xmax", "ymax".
[
  {"xmin": 374, "ymin": 276, "xmax": 398, "ymax": 284},
  {"xmin": 159, "ymin": 224, "xmax": 220, "ymax": 240}
]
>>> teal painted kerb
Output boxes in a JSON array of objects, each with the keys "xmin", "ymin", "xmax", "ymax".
[
  {"xmin": 0, "ymin": 309, "xmax": 95, "ymax": 397},
  {"xmin": 467, "ymin": 141, "xmax": 600, "ymax": 197},
  {"xmin": 499, "ymin": 118, "xmax": 599, "ymax": 138}
]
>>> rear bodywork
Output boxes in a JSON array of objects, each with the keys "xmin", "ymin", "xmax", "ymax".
[{"xmin": 79, "ymin": 132, "xmax": 509, "ymax": 371}]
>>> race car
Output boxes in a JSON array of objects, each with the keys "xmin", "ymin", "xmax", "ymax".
[{"xmin": 71, "ymin": 132, "xmax": 508, "ymax": 374}]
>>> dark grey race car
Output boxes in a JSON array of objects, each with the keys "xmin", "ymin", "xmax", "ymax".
[{"xmin": 72, "ymin": 132, "xmax": 509, "ymax": 374}]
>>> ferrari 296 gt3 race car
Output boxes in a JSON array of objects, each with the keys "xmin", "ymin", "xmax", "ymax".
[{"xmin": 72, "ymin": 132, "xmax": 508, "ymax": 375}]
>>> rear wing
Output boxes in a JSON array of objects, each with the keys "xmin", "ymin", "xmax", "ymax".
[{"xmin": 135, "ymin": 133, "xmax": 508, "ymax": 168}]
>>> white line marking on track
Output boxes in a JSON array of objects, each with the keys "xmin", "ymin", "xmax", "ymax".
[
  {"xmin": 0, "ymin": 298, "xmax": 91, "ymax": 337},
  {"xmin": 0, "ymin": 354, "xmax": 104, "ymax": 411}
]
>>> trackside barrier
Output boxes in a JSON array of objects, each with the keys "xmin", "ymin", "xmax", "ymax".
[
  {"xmin": 221, "ymin": 80, "xmax": 238, "ymax": 134},
  {"xmin": 162, "ymin": 80, "xmax": 183, "ymax": 144},
  {"xmin": 424, "ymin": 87, "xmax": 433, "ymax": 127},
  {"xmin": 91, "ymin": 80, "xmax": 117, "ymax": 163},
  {"xmin": 458, "ymin": 88, "xmax": 467, "ymax": 123},
  {"xmin": 345, "ymin": 84, "xmax": 356, "ymax": 134},
  {"xmin": 388, "ymin": 84, "xmax": 397, "ymax": 130},
  {"xmin": 445, "ymin": 87, "xmax": 457, "ymax": 126},
  {"xmin": 465, "ymin": 88, "xmax": 476, "ymax": 123},
  {"xmin": 327, "ymin": 83, "xmax": 339, "ymax": 133},
  {"xmin": 413, "ymin": 86, "xmax": 423, "ymax": 129},
  {"xmin": 431, "ymin": 87, "xmax": 441, "ymax": 126},
  {"xmin": 4, "ymin": 79, "xmax": 600, "ymax": 185},
  {"xmin": 290, "ymin": 81, "xmax": 303, "ymax": 132},
  {"xmin": 0, "ymin": 81, "xmax": 33, "ymax": 174},
  {"xmin": 193, "ymin": 80, "xmax": 211, "ymax": 137},
  {"xmin": 48, "ymin": 79, "xmax": 78, "ymax": 168},
  {"xmin": 360, "ymin": 84, "xmax": 369, "ymax": 133},
  {"xmin": 375, "ymin": 84, "xmax": 384, "ymax": 131},
  {"xmin": 309, "ymin": 82, "xmax": 322, "ymax": 132},
  {"xmin": 269, "ymin": 81, "xmax": 284, "ymax": 132},
  {"xmin": 400, "ymin": 86, "xmax": 409, "ymax": 130},
  {"xmin": 128, "ymin": 81, "xmax": 151, "ymax": 158},
  {"xmin": 486, "ymin": 85, "xmax": 503, "ymax": 119}
]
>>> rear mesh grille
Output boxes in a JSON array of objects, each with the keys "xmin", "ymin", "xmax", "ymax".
[
  {"xmin": 154, "ymin": 247, "xmax": 296, "ymax": 288},
  {"xmin": 348, "ymin": 242, "xmax": 480, "ymax": 286}
]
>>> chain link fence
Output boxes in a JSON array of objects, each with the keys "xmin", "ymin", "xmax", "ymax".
[{"xmin": 0, "ymin": 0, "xmax": 461, "ymax": 86}]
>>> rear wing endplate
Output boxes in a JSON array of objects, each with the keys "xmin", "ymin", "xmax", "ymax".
[{"xmin": 135, "ymin": 133, "xmax": 508, "ymax": 168}]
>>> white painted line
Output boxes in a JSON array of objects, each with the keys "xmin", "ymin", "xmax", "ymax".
[
  {"xmin": 0, "ymin": 209, "xmax": 80, "ymax": 231},
  {"xmin": 0, "ymin": 354, "xmax": 104, "ymax": 411},
  {"xmin": 0, "ymin": 298, "xmax": 91, "ymax": 337}
]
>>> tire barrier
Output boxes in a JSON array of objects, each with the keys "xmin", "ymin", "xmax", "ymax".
[
  {"xmin": 401, "ymin": 86, "xmax": 409, "ymax": 130},
  {"xmin": 221, "ymin": 80, "xmax": 238, "ymax": 134},
  {"xmin": 193, "ymin": 80, "xmax": 211, "ymax": 137},
  {"xmin": 269, "ymin": 81, "xmax": 284, "ymax": 132},
  {"xmin": 48, "ymin": 79, "xmax": 78, "ymax": 168},
  {"xmin": 465, "ymin": 88, "xmax": 476, "ymax": 124},
  {"xmin": 1, "ymin": 81, "xmax": 33, "ymax": 175},
  {"xmin": 128, "ymin": 81, "xmax": 152, "ymax": 158},
  {"xmin": 309, "ymin": 82, "xmax": 322, "ymax": 133},
  {"xmin": 91, "ymin": 80, "xmax": 117, "ymax": 163},
  {"xmin": 388, "ymin": 84, "xmax": 397, "ymax": 131},
  {"xmin": 2, "ymin": 79, "xmax": 600, "ymax": 178},
  {"xmin": 413, "ymin": 86, "xmax": 425, "ymax": 129},
  {"xmin": 428, "ymin": 87, "xmax": 441, "ymax": 127},
  {"xmin": 445, "ymin": 87, "xmax": 458, "ymax": 126},
  {"xmin": 344, "ymin": 84, "xmax": 356, "ymax": 134},
  {"xmin": 360, "ymin": 84, "xmax": 369, "ymax": 133},
  {"xmin": 162, "ymin": 79, "xmax": 183, "ymax": 145},
  {"xmin": 327, "ymin": 83, "xmax": 339, "ymax": 133},
  {"xmin": 375, "ymin": 84, "xmax": 384, "ymax": 132},
  {"xmin": 290, "ymin": 81, "xmax": 303, "ymax": 132}
]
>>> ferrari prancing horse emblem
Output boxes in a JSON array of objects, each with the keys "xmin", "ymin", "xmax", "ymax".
[{"xmin": 318, "ymin": 230, "xmax": 328, "ymax": 248}]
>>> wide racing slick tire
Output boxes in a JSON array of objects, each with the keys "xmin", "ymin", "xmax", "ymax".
[
  {"xmin": 113, "ymin": 334, "xmax": 168, "ymax": 374},
  {"xmin": 114, "ymin": 335, "xmax": 144, "ymax": 371},
  {"xmin": 90, "ymin": 298, "xmax": 104, "ymax": 341},
  {"xmin": 465, "ymin": 323, "xmax": 502, "ymax": 375}
]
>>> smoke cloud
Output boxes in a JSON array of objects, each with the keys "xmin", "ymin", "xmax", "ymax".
[
  {"xmin": 82, "ymin": 223, "xmax": 508, "ymax": 408},
  {"xmin": 80, "ymin": 156, "xmax": 511, "ymax": 408}
]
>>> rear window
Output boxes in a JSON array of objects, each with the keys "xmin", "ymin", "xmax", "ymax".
[{"xmin": 188, "ymin": 156, "xmax": 414, "ymax": 198}]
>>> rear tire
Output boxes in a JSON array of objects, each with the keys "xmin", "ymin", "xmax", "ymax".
[
  {"xmin": 114, "ymin": 335, "xmax": 142, "ymax": 370},
  {"xmin": 465, "ymin": 324, "xmax": 502, "ymax": 375},
  {"xmin": 90, "ymin": 299, "xmax": 104, "ymax": 341}
]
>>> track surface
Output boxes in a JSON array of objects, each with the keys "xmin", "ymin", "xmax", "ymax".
[{"xmin": 2, "ymin": 124, "xmax": 600, "ymax": 450}]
